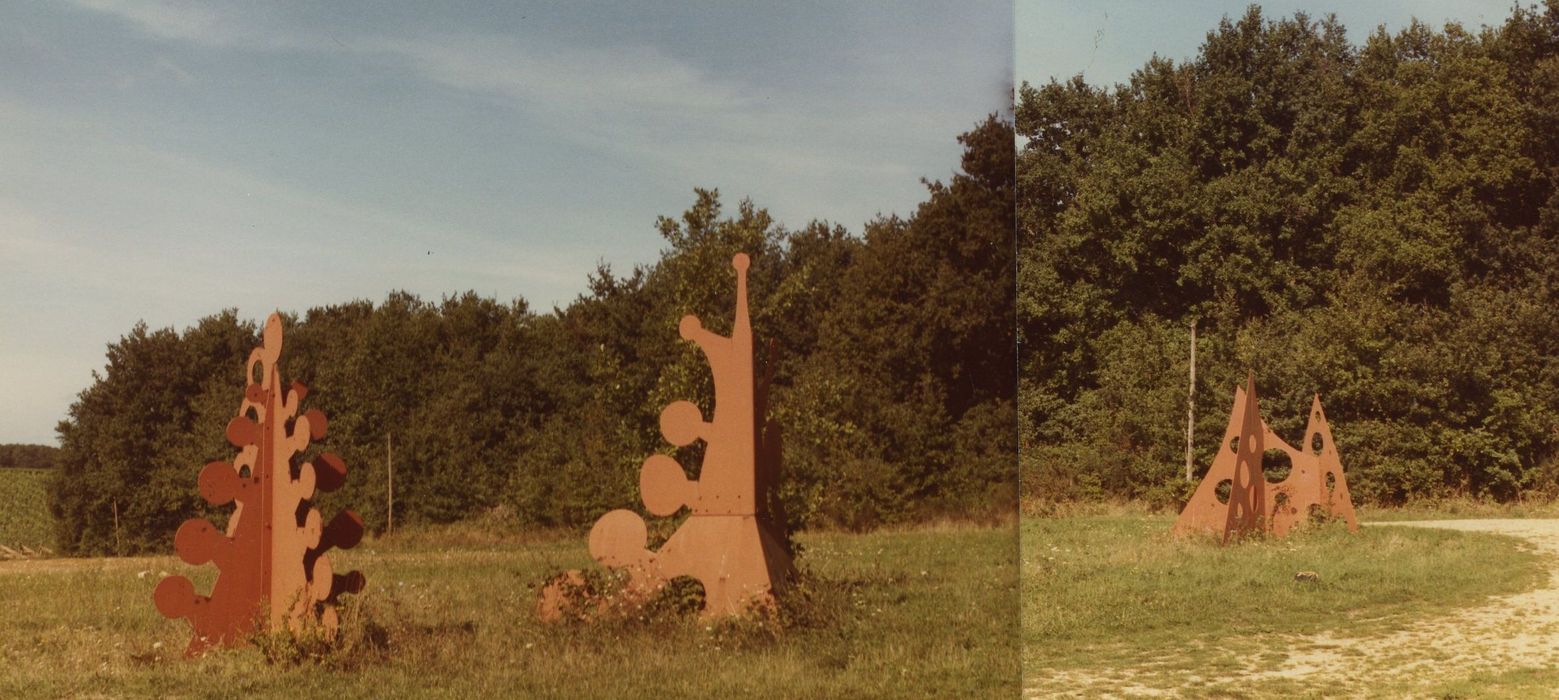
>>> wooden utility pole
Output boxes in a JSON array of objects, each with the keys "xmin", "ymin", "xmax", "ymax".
[
  {"xmin": 386, "ymin": 432, "xmax": 394, "ymax": 536},
  {"xmin": 1185, "ymin": 319, "xmax": 1197, "ymax": 482}
]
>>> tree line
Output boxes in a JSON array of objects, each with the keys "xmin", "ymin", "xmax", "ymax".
[
  {"xmin": 1020, "ymin": 4, "xmax": 1559, "ymax": 508},
  {"xmin": 0, "ymin": 444, "xmax": 58, "ymax": 470},
  {"xmin": 49, "ymin": 116, "xmax": 1016, "ymax": 556}
]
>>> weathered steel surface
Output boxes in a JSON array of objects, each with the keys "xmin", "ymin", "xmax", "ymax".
[
  {"xmin": 1267, "ymin": 395, "xmax": 1360, "ymax": 537},
  {"xmin": 542, "ymin": 252, "xmax": 794, "ymax": 619},
  {"xmin": 154, "ymin": 313, "xmax": 364, "ymax": 654},
  {"xmin": 1172, "ymin": 376, "xmax": 1359, "ymax": 541}
]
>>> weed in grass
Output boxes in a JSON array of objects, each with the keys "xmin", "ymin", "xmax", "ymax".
[
  {"xmin": 251, "ymin": 609, "xmax": 341, "ymax": 667},
  {"xmin": 537, "ymin": 562, "xmax": 863, "ymax": 656},
  {"xmin": 536, "ymin": 566, "xmax": 713, "ymax": 628}
]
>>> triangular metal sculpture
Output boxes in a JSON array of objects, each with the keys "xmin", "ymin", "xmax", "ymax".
[
  {"xmin": 1172, "ymin": 375, "xmax": 1359, "ymax": 541},
  {"xmin": 542, "ymin": 252, "xmax": 794, "ymax": 618},
  {"xmin": 154, "ymin": 313, "xmax": 365, "ymax": 654}
]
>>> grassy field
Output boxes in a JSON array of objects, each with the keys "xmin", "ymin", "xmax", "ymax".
[
  {"xmin": 1022, "ymin": 514, "xmax": 1547, "ymax": 697},
  {"xmin": 1358, "ymin": 498, "xmax": 1559, "ymax": 522},
  {"xmin": 1023, "ymin": 495, "xmax": 1559, "ymax": 522},
  {"xmin": 0, "ymin": 468, "xmax": 53, "ymax": 552},
  {"xmin": 1424, "ymin": 668, "xmax": 1559, "ymax": 699},
  {"xmin": 0, "ymin": 521, "xmax": 1017, "ymax": 698}
]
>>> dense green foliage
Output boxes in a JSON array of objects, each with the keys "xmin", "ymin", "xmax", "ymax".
[
  {"xmin": 50, "ymin": 117, "xmax": 1015, "ymax": 555},
  {"xmin": 0, "ymin": 444, "xmax": 58, "ymax": 470},
  {"xmin": 1019, "ymin": 5, "xmax": 1559, "ymax": 506}
]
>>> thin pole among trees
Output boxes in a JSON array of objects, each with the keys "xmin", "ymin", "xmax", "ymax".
[
  {"xmin": 386, "ymin": 432, "xmax": 394, "ymax": 536},
  {"xmin": 1185, "ymin": 319, "xmax": 1197, "ymax": 482}
]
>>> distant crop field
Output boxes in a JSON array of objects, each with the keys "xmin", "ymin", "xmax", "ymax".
[{"xmin": 0, "ymin": 468, "xmax": 52, "ymax": 553}]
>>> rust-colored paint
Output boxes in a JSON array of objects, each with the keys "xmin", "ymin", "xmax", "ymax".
[
  {"xmin": 542, "ymin": 253, "xmax": 794, "ymax": 619},
  {"xmin": 153, "ymin": 313, "xmax": 365, "ymax": 655},
  {"xmin": 1172, "ymin": 375, "xmax": 1359, "ymax": 541}
]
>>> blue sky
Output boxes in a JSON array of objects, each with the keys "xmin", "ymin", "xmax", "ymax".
[
  {"xmin": 1018, "ymin": 0, "xmax": 1519, "ymax": 87},
  {"xmin": 0, "ymin": 1, "xmax": 1012, "ymax": 445}
]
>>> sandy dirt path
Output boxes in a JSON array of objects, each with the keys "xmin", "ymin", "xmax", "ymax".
[
  {"xmin": 1026, "ymin": 519, "xmax": 1559, "ymax": 698},
  {"xmin": 1248, "ymin": 520, "xmax": 1559, "ymax": 689}
]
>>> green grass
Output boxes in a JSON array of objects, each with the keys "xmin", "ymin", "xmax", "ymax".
[
  {"xmin": 1358, "ymin": 497, "xmax": 1559, "ymax": 522},
  {"xmin": 0, "ymin": 468, "xmax": 53, "ymax": 551},
  {"xmin": 1022, "ymin": 514, "xmax": 1545, "ymax": 695},
  {"xmin": 1025, "ymin": 495, "xmax": 1559, "ymax": 523},
  {"xmin": 1418, "ymin": 668, "xmax": 1559, "ymax": 699},
  {"xmin": 0, "ymin": 522, "xmax": 1017, "ymax": 698}
]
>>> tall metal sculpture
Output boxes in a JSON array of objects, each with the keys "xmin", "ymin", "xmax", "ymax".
[
  {"xmin": 542, "ymin": 252, "xmax": 794, "ymax": 619},
  {"xmin": 1172, "ymin": 375, "xmax": 1358, "ymax": 541},
  {"xmin": 154, "ymin": 313, "xmax": 365, "ymax": 654}
]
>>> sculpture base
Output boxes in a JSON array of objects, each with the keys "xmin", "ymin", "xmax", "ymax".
[
  {"xmin": 657, "ymin": 514, "xmax": 795, "ymax": 617},
  {"xmin": 538, "ymin": 511, "xmax": 795, "ymax": 622}
]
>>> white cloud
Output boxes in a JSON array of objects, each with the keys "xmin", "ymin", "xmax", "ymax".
[
  {"xmin": 114, "ymin": 55, "xmax": 196, "ymax": 90},
  {"xmin": 65, "ymin": 0, "xmax": 227, "ymax": 44},
  {"xmin": 0, "ymin": 102, "xmax": 595, "ymax": 311},
  {"xmin": 368, "ymin": 35, "xmax": 750, "ymax": 117},
  {"xmin": 0, "ymin": 104, "xmax": 608, "ymax": 443},
  {"xmin": 66, "ymin": 0, "xmax": 754, "ymax": 118},
  {"xmin": 3, "ymin": 1, "xmax": 1005, "ymax": 444},
  {"xmin": 60, "ymin": 0, "xmax": 966, "ymax": 188}
]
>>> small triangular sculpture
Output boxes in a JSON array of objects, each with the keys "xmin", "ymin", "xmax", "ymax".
[
  {"xmin": 1172, "ymin": 375, "xmax": 1359, "ymax": 542},
  {"xmin": 154, "ymin": 313, "xmax": 365, "ymax": 654},
  {"xmin": 542, "ymin": 252, "xmax": 794, "ymax": 618}
]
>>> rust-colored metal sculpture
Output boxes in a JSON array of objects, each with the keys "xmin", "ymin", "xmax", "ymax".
[
  {"xmin": 154, "ymin": 313, "xmax": 365, "ymax": 654},
  {"xmin": 1172, "ymin": 375, "xmax": 1359, "ymax": 541},
  {"xmin": 542, "ymin": 252, "xmax": 794, "ymax": 619}
]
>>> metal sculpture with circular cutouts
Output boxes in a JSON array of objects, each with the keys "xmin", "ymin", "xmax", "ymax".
[
  {"xmin": 540, "ymin": 252, "xmax": 794, "ymax": 619},
  {"xmin": 153, "ymin": 313, "xmax": 366, "ymax": 654},
  {"xmin": 1172, "ymin": 375, "xmax": 1359, "ymax": 541}
]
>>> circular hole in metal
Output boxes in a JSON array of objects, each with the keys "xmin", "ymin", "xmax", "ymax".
[{"xmin": 1263, "ymin": 449, "xmax": 1292, "ymax": 483}]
